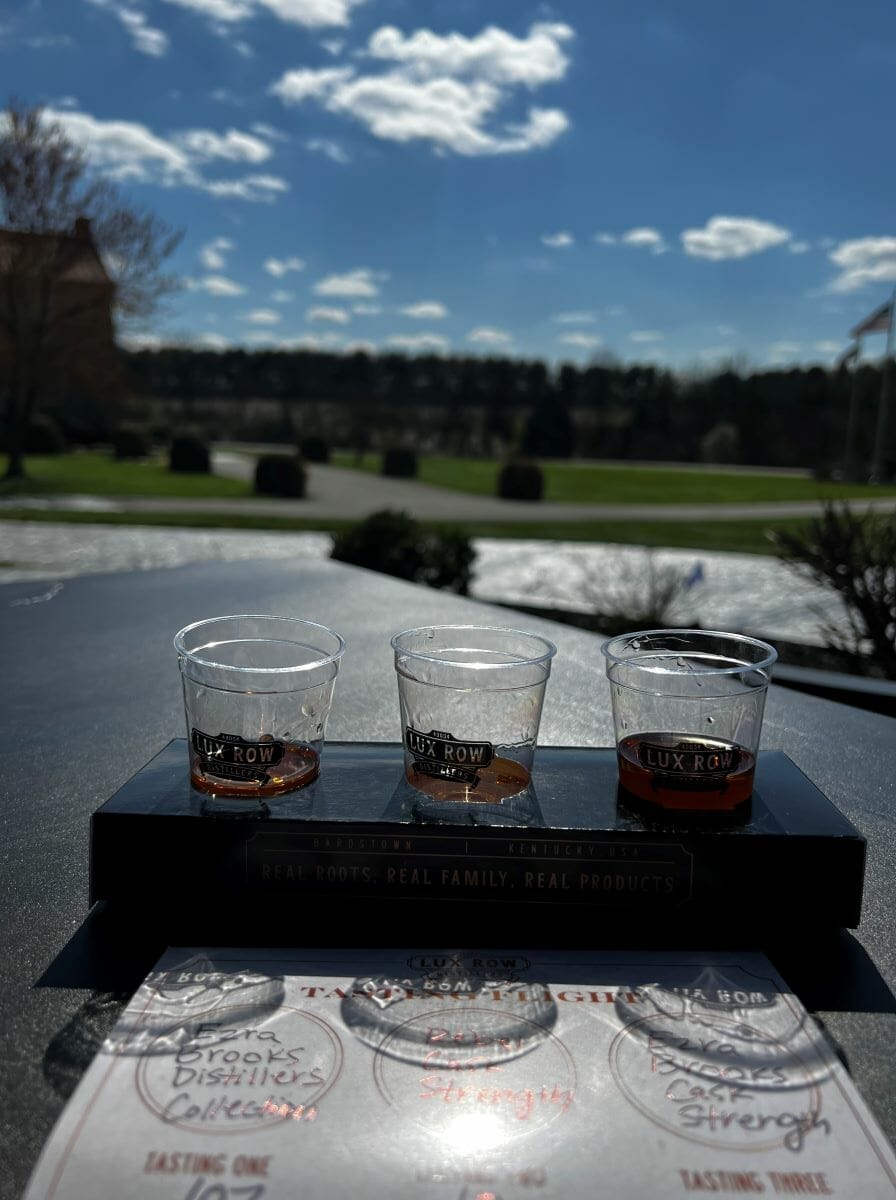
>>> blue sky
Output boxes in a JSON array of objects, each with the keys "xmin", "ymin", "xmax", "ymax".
[{"xmin": 2, "ymin": 0, "xmax": 895, "ymax": 368}]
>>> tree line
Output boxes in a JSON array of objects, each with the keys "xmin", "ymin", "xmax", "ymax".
[{"xmin": 123, "ymin": 346, "xmax": 893, "ymax": 474}]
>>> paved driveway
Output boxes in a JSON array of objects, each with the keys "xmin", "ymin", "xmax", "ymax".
[{"xmin": 4, "ymin": 456, "xmax": 896, "ymax": 523}]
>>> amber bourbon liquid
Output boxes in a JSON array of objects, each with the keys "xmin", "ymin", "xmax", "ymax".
[
  {"xmin": 190, "ymin": 743, "xmax": 319, "ymax": 798},
  {"xmin": 407, "ymin": 756, "xmax": 531, "ymax": 804},
  {"xmin": 617, "ymin": 732, "xmax": 755, "ymax": 811}
]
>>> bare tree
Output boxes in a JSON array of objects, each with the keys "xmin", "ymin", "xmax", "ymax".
[{"xmin": 0, "ymin": 101, "xmax": 182, "ymax": 478}]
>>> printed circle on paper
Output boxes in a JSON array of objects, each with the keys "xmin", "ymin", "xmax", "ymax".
[
  {"xmin": 135, "ymin": 1004, "xmax": 344, "ymax": 1134},
  {"xmin": 372, "ymin": 1005, "xmax": 576, "ymax": 1146},
  {"xmin": 608, "ymin": 1012, "xmax": 825, "ymax": 1153}
]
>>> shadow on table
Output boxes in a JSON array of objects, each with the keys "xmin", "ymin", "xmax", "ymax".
[
  {"xmin": 32, "ymin": 900, "xmax": 896, "ymax": 1111},
  {"xmin": 36, "ymin": 897, "xmax": 896, "ymax": 1016}
]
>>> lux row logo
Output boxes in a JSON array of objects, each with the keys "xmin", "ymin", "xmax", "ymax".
[
  {"xmin": 191, "ymin": 729, "xmax": 284, "ymax": 766},
  {"xmin": 405, "ymin": 727, "xmax": 493, "ymax": 767}
]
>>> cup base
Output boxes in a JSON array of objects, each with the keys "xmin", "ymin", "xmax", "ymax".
[
  {"xmin": 406, "ymin": 755, "xmax": 531, "ymax": 805},
  {"xmin": 616, "ymin": 733, "xmax": 755, "ymax": 812},
  {"xmin": 190, "ymin": 743, "xmax": 319, "ymax": 799}
]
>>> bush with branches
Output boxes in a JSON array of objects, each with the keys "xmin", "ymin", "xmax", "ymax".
[
  {"xmin": 773, "ymin": 503, "xmax": 896, "ymax": 679},
  {"xmin": 331, "ymin": 509, "xmax": 474, "ymax": 595}
]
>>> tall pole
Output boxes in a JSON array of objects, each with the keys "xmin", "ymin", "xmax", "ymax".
[
  {"xmin": 843, "ymin": 340, "xmax": 862, "ymax": 479},
  {"xmin": 870, "ymin": 287, "xmax": 896, "ymax": 481}
]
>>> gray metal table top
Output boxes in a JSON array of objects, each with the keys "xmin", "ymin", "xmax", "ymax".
[{"xmin": 1, "ymin": 557, "xmax": 895, "ymax": 1196}]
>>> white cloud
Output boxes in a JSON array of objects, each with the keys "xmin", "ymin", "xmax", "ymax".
[
  {"xmin": 306, "ymin": 137, "xmax": 351, "ymax": 164},
  {"xmin": 119, "ymin": 331, "xmax": 163, "ymax": 350},
  {"xmin": 629, "ymin": 330, "xmax": 664, "ymax": 342},
  {"xmin": 256, "ymin": 0, "xmax": 366, "ymax": 27},
  {"xmin": 270, "ymin": 21, "xmax": 572, "ymax": 157},
  {"xmin": 271, "ymin": 66, "xmax": 355, "ymax": 101},
  {"xmin": 264, "ymin": 255, "xmax": 306, "ymax": 276},
  {"xmin": 190, "ymin": 274, "xmax": 246, "ymax": 296},
  {"xmin": 787, "ymin": 241, "xmax": 811, "ymax": 254},
  {"xmin": 314, "ymin": 267, "xmax": 382, "ymax": 297},
  {"xmin": 541, "ymin": 231, "xmax": 573, "ymax": 248},
  {"xmin": 716, "ymin": 324, "xmax": 736, "ymax": 336},
  {"xmin": 400, "ymin": 300, "xmax": 448, "ymax": 319},
  {"xmin": 552, "ymin": 311, "xmax": 597, "ymax": 325},
  {"xmin": 278, "ymin": 331, "xmax": 345, "ymax": 349},
  {"xmin": 367, "ymin": 22, "xmax": 573, "ymax": 86},
  {"xmin": 594, "ymin": 228, "xmax": 667, "ymax": 253},
  {"xmin": 768, "ymin": 341, "xmax": 802, "ymax": 359},
  {"xmin": 202, "ymin": 173, "xmax": 288, "ymax": 201},
  {"xmin": 46, "ymin": 106, "xmax": 189, "ymax": 181},
  {"xmin": 175, "ymin": 127, "xmax": 272, "ymax": 163},
  {"xmin": 251, "ymin": 121, "xmax": 289, "ymax": 142},
  {"xmin": 245, "ymin": 330, "xmax": 282, "ymax": 344},
  {"xmin": 242, "ymin": 308, "xmax": 282, "ymax": 324},
  {"xmin": 195, "ymin": 331, "xmax": 231, "ymax": 349},
  {"xmin": 199, "ymin": 236, "xmax": 234, "ymax": 271},
  {"xmin": 161, "ymin": 0, "xmax": 366, "ymax": 27},
  {"xmin": 307, "ymin": 305, "xmax": 350, "ymax": 323},
  {"xmin": 827, "ymin": 237, "xmax": 896, "ymax": 293},
  {"xmin": 558, "ymin": 332, "xmax": 601, "ymax": 349},
  {"xmin": 814, "ymin": 340, "xmax": 842, "ymax": 354},
  {"xmin": 87, "ymin": 0, "xmax": 169, "ymax": 56},
  {"xmin": 681, "ymin": 215, "xmax": 791, "ymax": 260},
  {"xmin": 270, "ymin": 289, "xmax": 294, "ymax": 302},
  {"xmin": 352, "ymin": 303, "xmax": 382, "ymax": 315},
  {"xmin": 388, "ymin": 332, "xmax": 450, "ymax": 352},
  {"xmin": 468, "ymin": 327, "xmax": 513, "ymax": 346},
  {"xmin": 697, "ymin": 346, "xmax": 733, "ymax": 363},
  {"xmin": 321, "ymin": 37, "xmax": 344, "ymax": 54},
  {"xmin": 620, "ymin": 227, "xmax": 668, "ymax": 254},
  {"xmin": 44, "ymin": 107, "xmax": 287, "ymax": 201},
  {"xmin": 161, "ymin": 0, "xmax": 252, "ymax": 19},
  {"xmin": 25, "ymin": 34, "xmax": 76, "ymax": 48}
]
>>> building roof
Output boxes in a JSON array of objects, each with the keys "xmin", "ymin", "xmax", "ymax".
[{"xmin": 0, "ymin": 219, "xmax": 112, "ymax": 285}]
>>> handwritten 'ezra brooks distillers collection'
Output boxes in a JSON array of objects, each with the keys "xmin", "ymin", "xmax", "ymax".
[{"xmin": 175, "ymin": 619, "xmax": 777, "ymax": 814}]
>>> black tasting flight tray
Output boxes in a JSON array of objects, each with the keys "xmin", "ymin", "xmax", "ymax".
[{"xmin": 89, "ymin": 740, "xmax": 867, "ymax": 938}]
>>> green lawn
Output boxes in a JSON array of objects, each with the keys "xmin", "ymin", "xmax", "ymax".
[
  {"xmin": 0, "ymin": 449, "xmax": 889, "ymax": 558},
  {"xmin": 0, "ymin": 507, "xmax": 807, "ymax": 556},
  {"xmin": 332, "ymin": 453, "xmax": 896, "ymax": 504},
  {"xmin": 0, "ymin": 452, "xmax": 250, "ymax": 498}
]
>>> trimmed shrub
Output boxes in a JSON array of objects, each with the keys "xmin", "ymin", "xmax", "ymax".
[
  {"xmin": 497, "ymin": 459, "xmax": 543, "ymax": 501},
  {"xmin": 169, "ymin": 434, "xmax": 211, "ymax": 474},
  {"xmin": 300, "ymin": 435, "xmax": 330, "ymax": 464},
  {"xmin": 331, "ymin": 509, "xmax": 474, "ymax": 595},
  {"xmin": 112, "ymin": 425, "xmax": 151, "ymax": 459},
  {"xmin": 382, "ymin": 447, "xmax": 418, "ymax": 478},
  {"xmin": 254, "ymin": 454, "xmax": 306, "ymax": 498}
]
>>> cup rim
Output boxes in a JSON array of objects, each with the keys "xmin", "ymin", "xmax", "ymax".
[
  {"xmin": 601, "ymin": 627, "xmax": 778, "ymax": 675},
  {"xmin": 174, "ymin": 613, "xmax": 346, "ymax": 676},
  {"xmin": 391, "ymin": 623, "xmax": 557, "ymax": 670}
]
